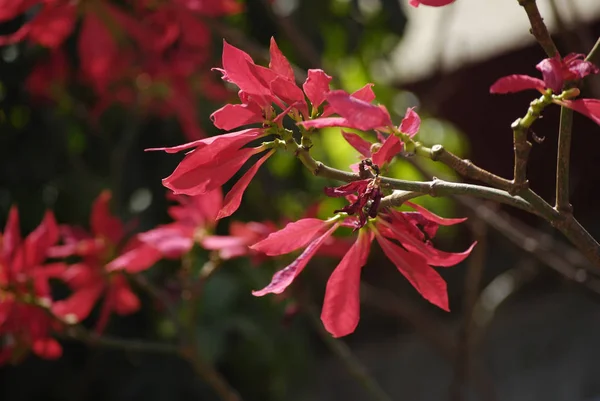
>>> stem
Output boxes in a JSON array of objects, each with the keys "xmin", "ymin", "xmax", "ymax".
[
  {"xmin": 517, "ymin": 0, "xmax": 560, "ymax": 58},
  {"xmin": 293, "ymin": 144, "xmax": 534, "ymax": 213},
  {"xmin": 509, "ymin": 92, "xmax": 554, "ymax": 194},
  {"xmin": 305, "ymin": 305, "xmax": 394, "ymax": 401},
  {"xmin": 555, "ymin": 106, "xmax": 574, "ymax": 213},
  {"xmin": 451, "ymin": 219, "xmax": 488, "ymax": 401},
  {"xmin": 426, "ymin": 145, "xmax": 513, "ymax": 191},
  {"xmin": 585, "ymin": 36, "xmax": 600, "ymax": 63},
  {"xmin": 180, "ymin": 252, "xmax": 241, "ymax": 401}
]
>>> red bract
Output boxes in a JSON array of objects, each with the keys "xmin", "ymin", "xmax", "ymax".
[
  {"xmin": 202, "ymin": 220, "xmax": 278, "ymax": 263},
  {"xmin": 107, "ymin": 189, "xmax": 223, "ymax": 273},
  {"xmin": 409, "ymin": 0, "xmax": 456, "ymax": 7},
  {"xmin": 490, "ymin": 54, "xmax": 600, "ymax": 125},
  {"xmin": 49, "ymin": 191, "xmax": 146, "ymax": 331},
  {"xmin": 490, "ymin": 53, "xmax": 599, "ymax": 95},
  {"xmin": 0, "ymin": 207, "xmax": 65, "ymax": 363},
  {"xmin": 324, "ymin": 180, "xmax": 383, "ymax": 228},
  {"xmin": 252, "ymin": 199, "xmax": 474, "ymax": 337},
  {"xmin": 337, "ymin": 107, "xmax": 421, "ymax": 173},
  {"xmin": 300, "ymin": 90, "xmax": 392, "ymax": 131},
  {"xmin": 0, "ymin": 1, "xmax": 76, "ymax": 48},
  {"xmin": 152, "ymin": 128, "xmax": 274, "ymax": 218}
]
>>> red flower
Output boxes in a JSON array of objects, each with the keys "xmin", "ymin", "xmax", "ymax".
[
  {"xmin": 490, "ymin": 54, "xmax": 600, "ymax": 125},
  {"xmin": 300, "ymin": 90, "xmax": 392, "ymax": 131},
  {"xmin": 107, "ymin": 189, "xmax": 223, "ymax": 273},
  {"xmin": 202, "ymin": 220, "xmax": 278, "ymax": 263},
  {"xmin": 324, "ymin": 180, "xmax": 383, "ymax": 228},
  {"xmin": 409, "ymin": 0, "xmax": 456, "ymax": 7},
  {"xmin": 48, "ymin": 191, "xmax": 147, "ymax": 331},
  {"xmin": 491, "ymin": 53, "xmax": 599, "ymax": 95},
  {"xmin": 0, "ymin": 1, "xmax": 77, "ymax": 48},
  {"xmin": 251, "ymin": 195, "xmax": 475, "ymax": 337},
  {"xmin": 0, "ymin": 207, "xmax": 65, "ymax": 363},
  {"xmin": 152, "ymin": 128, "xmax": 275, "ymax": 219},
  {"xmin": 342, "ymin": 108, "xmax": 421, "ymax": 170},
  {"xmin": 251, "ymin": 199, "xmax": 475, "ymax": 337}
]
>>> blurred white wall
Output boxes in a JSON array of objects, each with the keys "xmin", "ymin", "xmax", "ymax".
[{"xmin": 392, "ymin": 0, "xmax": 600, "ymax": 84}]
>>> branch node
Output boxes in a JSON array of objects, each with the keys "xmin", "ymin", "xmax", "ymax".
[
  {"xmin": 313, "ymin": 162, "xmax": 323, "ymax": 176},
  {"xmin": 430, "ymin": 144, "xmax": 444, "ymax": 161}
]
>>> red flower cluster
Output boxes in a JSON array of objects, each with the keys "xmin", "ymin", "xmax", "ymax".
[
  {"xmin": 490, "ymin": 53, "xmax": 600, "ymax": 125},
  {"xmin": 251, "ymin": 197, "xmax": 474, "ymax": 337},
  {"xmin": 0, "ymin": 208, "xmax": 65, "ymax": 363},
  {"xmin": 48, "ymin": 192, "xmax": 150, "ymax": 331},
  {"xmin": 4, "ymin": 0, "xmax": 241, "ymax": 141},
  {"xmin": 156, "ymin": 39, "xmax": 475, "ymax": 337}
]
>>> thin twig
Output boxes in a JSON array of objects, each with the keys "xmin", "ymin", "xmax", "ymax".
[
  {"xmin": 517, "ymin": 0, "xmax": 560, "ymax": 58},
  {"xmin": 258, "ymin": 0, "xmax": 323, "ymax": 68},
  {"xmin": 292, "ymin": 144, "xmax": 535, "ymax": 213},
  {"xmin": 555, "ymin": 105, "xmax": 574, "ymax": 213},
  {"xmin": 360, "ymin": 284, "xmax": 498, "ymax": 401},
  {"xmin": 585, "ymin": 37, "xmax": 600, "ymax": 63},
  {"xmin": 450, "ymin": 219, "xmax": 488, "ymax": 401},
  {"xmin": 304, "ymin": 303, "xmax": 394, "ymax": 401}
]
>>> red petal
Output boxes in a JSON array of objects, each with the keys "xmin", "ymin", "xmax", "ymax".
[
  {"xmin": 409, "ymin": 0, "xmax": 455, "ymax": 6},
  {"xmin": 341, "ymin": 131, "xmax": 372, "ymax": 157},
  {"xmin": 536, "ymin": 56, "xmax": 563, "ymax": 93},
  {"xmin": 405, "ymin": 201, "xmax": 468, "ymax": 225},
  {"xmin": 559, "ymin": 98, "xmax": 600, "ymax": 126},
  {"xmin": 106, "ymin": 243, "xmax": 163, "ymax": 273},
  {"xmin": 32, "ymin": 338, "xmax": 62, "ymax": 360},
  {"xmin": 351, "ymin": 84, "xmax": 376, "ymax": 103},
  {"xmin": 299, "ymin": 117, "xmax": 352, "ymax": 129},
  {"xmin": 269, "ymin": 37, "xmax": 295, "ymax": 81},
  {"xmin": 270, "ymin": 76, "xmax": 308, "ymax": 115},
  {"xmin": 399, "ymin": 108, "xmax": 421, "ymax": 137},
  {"xmin": 252, "ymin": 223, "xmax": 340, "ymax": 296},
  {"xmin": 91, "ymin": 191, "xmax": 124, "ymax": 244},
  {"xmin": 321, "ymin": 230, "xmax": 373, "ymax": 337},
  {"xmin": 23, "ymin": 211, "xmax": 59, "ymax": 267},
  {"xmin": 250, "ymin": 218, "xmax": 329, "ymax": 256},
  {"xmin": 28, "ymin": 3, "xmax": 76, "ymax": 48},
  {"xmin": 489, "ymin": 75, "xmax": 546, "ymax": 94},
  {"xmin": 79, "ymin": 14, "xmax": 119, "ymax": 90},
  {"xmin": 148, "ymin": 128, "xmax": 261, "ymax": 154},
  {"xmin": 52, "ymin": 283, "xmax": 104, "ymax": 321},
  {"xmin": 163, "ymin": 147, "xmax": 259, "ymax": 196},
  {"xmin": 0, "ymin": 0, "xmax": 37, "ymax": 21},
  {"xmin": 210, "ymin": 103, "xmax": 263, "ymax": 130},
  {"xmin": 217, "ymin": 150, "xmax": 274, "ymax": 220},
  {"xmin": 221, "ymin": 40, "xmax": 272, "ymax": 97},
  {"xmin": 303, "ymin": 69, "xmax": 332, "ymax": 109},
  {"xmin": 376, "ymin": 234, "xmax": 449, "ymax": 311},
  {"xmin": 167, "ymin": 189, "xmax": 223, "ymax": 227},
  {"xmin": 324, "ymin": 180, "xmax": 370, "ymax": 197},
  {"xmin": 326, "ymin": 90, "xmax": 392, "ymax": 131},
  {"xmin": 2, "ymin": 206, "xmax": 21, "ymax": 262},
  {"xmin": 138, "ymin": 225, "xmax": 194, "ymax": 257},
  {"xmin": 372, "ymin": 134, "xmax": 402, "ymax": 166},
  {"xmin": 112, "ymin": 276, "xmax": 141, "ymax": 315}
]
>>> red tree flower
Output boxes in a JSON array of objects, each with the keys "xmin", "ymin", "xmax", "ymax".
[
  {"xmin": 107, "ymin": 189, "xmax": 223, "ymax": 272},
  {"xmin": 251, "ymin": 180, "xmax": 475, "ymax": 337},
  {"xmin": 0, "ymin": 207, "xmax": 65, "ymax": 363},
  {"xmin": 490, "ymin": 54, "xmax": 600, "ymax": 125},
  {"xmin": 48, "ymin": 191, "xmax": 153, "ymax": 331}
]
